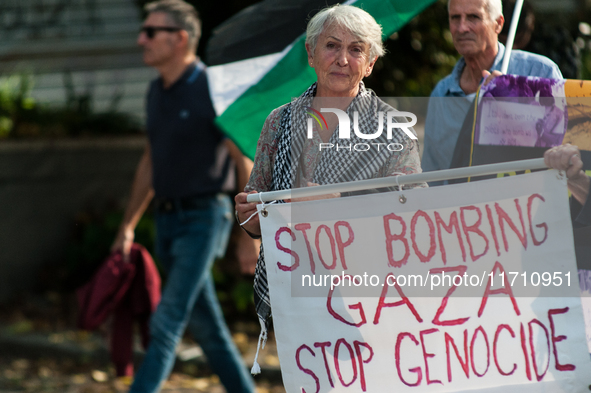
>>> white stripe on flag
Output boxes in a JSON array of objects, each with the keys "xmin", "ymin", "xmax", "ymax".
[
  {"xmin": 207, "ymin": 46, "xmax": 293, "ymax": 116},
  {"xmin": 208, "ymin": 0, "xmax": 357, "ymax": 118}
]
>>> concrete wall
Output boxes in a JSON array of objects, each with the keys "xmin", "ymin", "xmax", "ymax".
[
  {"xmin": 0, "ymin": 0, "xmax": 156, "ymax": 123},
  {"xmin": 0, "ymin": 138, "xmax": 144, "ymax": 302},
  {"xmin": 0, "ymin": 1, "xmax": 153, "ymax": 303}
]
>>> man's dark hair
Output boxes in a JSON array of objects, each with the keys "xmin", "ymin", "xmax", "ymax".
[{"xmin": 145, "ymin": 0, "xmax": 201, "ymax": 51}]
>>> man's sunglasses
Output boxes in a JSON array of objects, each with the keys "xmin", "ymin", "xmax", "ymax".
[{"xmin": 140, "ymin": 26, "xmax": 182, "ymax": 39}]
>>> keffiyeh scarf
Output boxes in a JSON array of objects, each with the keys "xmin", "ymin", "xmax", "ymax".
[{"xmin": 251, "ymin": 83, "xmax": 409, "ymax": 372}]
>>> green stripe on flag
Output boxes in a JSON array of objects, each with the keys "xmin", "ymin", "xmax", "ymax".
[
  {"xmin": 364, "ymin": 0, "xmax": 435, "ymax": 37},
  {"xmin": 215, "ymin": 39, "xmax": 315, "ymax": 159},
  {"xmin": 216, "ymin": 0, "xmax": 436, "ymax": 160}
]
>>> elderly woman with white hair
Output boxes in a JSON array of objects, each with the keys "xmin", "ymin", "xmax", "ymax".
[{"xmin": 234, "ymin": 4, "xmax": 424, "ymax": 347}]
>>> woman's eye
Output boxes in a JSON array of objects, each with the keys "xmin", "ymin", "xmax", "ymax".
[{"xmin": 351, "ymin": 47, "xmax": 365, "ymax": 57}]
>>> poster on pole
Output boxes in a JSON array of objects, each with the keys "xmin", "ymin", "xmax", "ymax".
[
  {"xmin": 258, "ymin": 170, "xmax": 591, "ymax": 392},
  {"xmin": 463, "ymin": 76, "xmax": 591, "ymax": 171}
]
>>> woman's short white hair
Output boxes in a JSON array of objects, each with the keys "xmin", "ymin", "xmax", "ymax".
[{"xmin": 305, "ymin": 4, "xmax": 385, "ymax": 60}]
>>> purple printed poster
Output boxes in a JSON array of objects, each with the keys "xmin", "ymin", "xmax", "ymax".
[{"xmin": 475, "ymin": 75, "xmax": 567, "ymax": 148}]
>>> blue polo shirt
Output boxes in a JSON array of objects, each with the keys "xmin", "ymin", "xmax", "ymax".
[
  {"xmin": 146, "ymin": 62, "xmax": 233, "ymax": 198},
  {"xmin": 422, "ymin": 43, "xmax": 563, "ymax": 180}
]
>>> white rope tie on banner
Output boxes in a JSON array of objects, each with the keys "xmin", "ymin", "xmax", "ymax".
[
  {"xmin": 242, "ymin": 191, "xmax": 274, "ymax": 375},
  {"xmin": 240, "ymin": 210, "xmax": 259, "ymax": 226},
  {"xmin": 395, "ymin": 175, "xmax": 406, "ymax": 204},
  {"xmin": 251, "ymin": 316, "xmax": 268, "ymax": 375},
  {"xmin": 246, "ymin": 158, "xmax": 548, "ymax": 203},
  {"xmin": 501, "ymin": 0, "xmax": 524, "ymax": 74},
  {"xmin": 240, "ymin": 198, "xmax": 277, "ymax": 226},
  {"xmin": 259, "ymin": 193, "xmax": 277, "ymax": 218}
]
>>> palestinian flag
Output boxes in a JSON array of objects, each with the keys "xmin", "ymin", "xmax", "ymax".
[{"xmin": 205, "ymin": 0, "xmax": 437, "ymax": 159}]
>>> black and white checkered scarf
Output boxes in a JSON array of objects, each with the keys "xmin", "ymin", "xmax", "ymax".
[{"xmin": 253, "ymin": 82, "xmax": 408, "ymax": 330}]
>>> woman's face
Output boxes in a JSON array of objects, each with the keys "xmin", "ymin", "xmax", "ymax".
[{"xmin": 306, "ymin": 25, "xmax": 377, "ymax": 97}]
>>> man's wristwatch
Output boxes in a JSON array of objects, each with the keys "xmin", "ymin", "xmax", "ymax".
[{"xmin": 235, "ymin": 209, "xmax": 262, "ymax": 239}]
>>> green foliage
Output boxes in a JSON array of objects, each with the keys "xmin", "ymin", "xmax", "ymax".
[
  {"xmin": 582, "ymin": 50, "xmax": 591, "ymax": 81},
  {"xmin": 366, "ymin": 0, "xmax": 458, "ymax": 97},
  {"xmin": 0, "ymin": 75, "xmax": 36, "ymax": 138},
  {"xmin": 0, "ymin": 73, "xmax": 142, "ymax": 139},
  {"xmin": 58, "ymin": 209, "xmax": 157, "ymax": 292},
  {"xmin": 212, "ymin": 261, "xmax": 255, "ymax": 317},
  {"xmin": 52, "ymin": 206, "xmax": 255, "ymax": 323},
  {"xmin": 210, "ymin": 228, "xmax": 257, "ymax": 322},
  {"xmin": 519, "ymin": 17, "xmax": 579, "ymax": 79},
  {"xmin": 577, "ymin": 23, "xmax": 591, "ymax": 81}
]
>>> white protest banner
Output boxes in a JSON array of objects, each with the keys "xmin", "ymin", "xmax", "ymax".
[{"xmin": 258, "ymin": 170, "xmax": 591, "ymax": 392}]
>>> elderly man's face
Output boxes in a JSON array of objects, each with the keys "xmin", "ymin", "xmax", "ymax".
[
  {"xmin": 306, "ymin": 25, "xmax": 376, "ymax": 97},
  {"xmin": 448, "ymin": 0, "xmax": 503, "ymax": 58}
]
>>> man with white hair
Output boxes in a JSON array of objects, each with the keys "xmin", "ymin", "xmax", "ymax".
[{"xmin": 421, "ymin": 0, "xmax": 562, "ymax": 182}]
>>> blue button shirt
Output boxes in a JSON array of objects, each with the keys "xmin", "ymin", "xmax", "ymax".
[{"xmin": 422, "ymin": 43, "xmax": 563, "ymax": 183}]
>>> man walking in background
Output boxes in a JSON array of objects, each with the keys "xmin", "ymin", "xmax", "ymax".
[
  {"xmin": 422, "ymin": 0, "xmax": 562, "ymax": 182},
  {"xmin": 110, "ymin": 0, "xmax": 256, "ymax": 391}
]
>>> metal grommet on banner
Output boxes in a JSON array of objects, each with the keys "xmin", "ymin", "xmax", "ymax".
[
  {"xmin": 238, "ymin": 193, "xmax": 277, "ymax": 227},
  {"xmin": 259, "ymin": 201, "xmax": 277, "ymax": 217},
  {"xmin": 395, "ymin": 176, "xmax": 406, "ymax": 204},
  {"xmin": 260, "ymin": 199, "xmax": 278, "ymax": 217},
  {"xmin": 257, "ymin": 193, "xmax": 278, "ymax": 219},
  {"xmin": 259, "ymin": 193, "xmax": 269, "ymax": 217}
]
